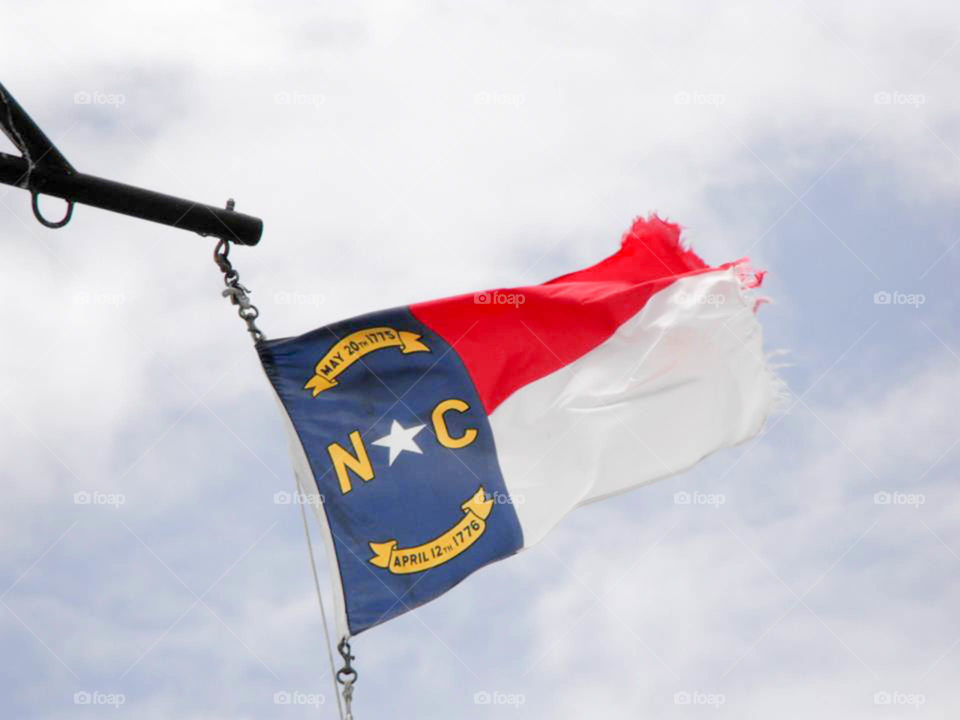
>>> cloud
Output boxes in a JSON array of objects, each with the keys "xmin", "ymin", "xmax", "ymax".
[{"xmin": 2, "ymin": 1, "xmax": 960, "ymax": 717}]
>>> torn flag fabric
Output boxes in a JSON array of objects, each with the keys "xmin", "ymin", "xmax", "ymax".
[{"xmin": 258, "ymin": 216, "xmax": 780, "ymax": 637}]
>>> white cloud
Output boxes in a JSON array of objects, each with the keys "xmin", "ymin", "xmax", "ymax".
[{"xmin": 2, "ymin": 1, "xmax": 960, "ymax": 717}]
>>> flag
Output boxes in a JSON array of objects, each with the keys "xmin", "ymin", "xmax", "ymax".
[{"xmin": 259, "ymin": 216, "xmax": 779, "ymax": 637}]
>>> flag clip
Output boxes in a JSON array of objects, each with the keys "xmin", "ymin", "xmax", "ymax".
[
  {"xmin": 336, "ymin": 638, "xmax": 358, "ymax": 719},
  {"xmin": 213, "ymin": 212, "xmax": 265, "ymax": 344}
]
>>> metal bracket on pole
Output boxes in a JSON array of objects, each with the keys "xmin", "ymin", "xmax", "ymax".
[{"xmin": 0, "ymin": 81, "xmax": 263, "ymax": 245}]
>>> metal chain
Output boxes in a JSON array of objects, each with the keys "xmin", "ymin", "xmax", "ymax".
[
  {"xmin": 213, "ymin": 200, "xmax": 264, "ymax": 343},
  {"xmin": 337, "ymin": 638, "xmax": 357, "ymax": 720}
]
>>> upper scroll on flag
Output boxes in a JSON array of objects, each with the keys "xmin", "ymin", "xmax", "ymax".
[{"xmin": 259, "ymin": 216, "xmax": 781, "ymax": 638}]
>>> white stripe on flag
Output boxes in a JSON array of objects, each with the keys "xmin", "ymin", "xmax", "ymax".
[{"xmin": 489, "ymin": 268, "xmax": 780, "ymax": 546}]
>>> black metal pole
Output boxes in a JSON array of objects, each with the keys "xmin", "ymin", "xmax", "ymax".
[
  {"xmin": 0, "ymin": 81, "xmax": 263, "ymax": 245},
  {"xmin": 0, "ymin": 152, "xmax": 263, "ymax": 245},
  {"xmin": 0, "ymin": 83, "xmax": 73, "ymax": 174}
]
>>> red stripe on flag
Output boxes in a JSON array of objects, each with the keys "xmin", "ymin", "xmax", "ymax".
[{"xmin": 411, "ymin": 216, "xmax": 721, "ymax": 414}]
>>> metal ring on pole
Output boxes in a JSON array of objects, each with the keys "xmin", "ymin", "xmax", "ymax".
[{"xmin": 31, "ymin": 190, "xmax": 74, "ymax": 229}]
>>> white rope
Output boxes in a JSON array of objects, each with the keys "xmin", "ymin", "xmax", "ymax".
[{"xmin": 295, "ymin": 476, "xmax": 345, "ymax": 720}]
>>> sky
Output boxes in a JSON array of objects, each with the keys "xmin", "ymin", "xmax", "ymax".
[{"xmin": 2, "ymin": 1, "xmax": 959, "ymax": 717}]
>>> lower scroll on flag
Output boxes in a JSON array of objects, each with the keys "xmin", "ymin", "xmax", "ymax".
[{"xmin": 258, "ymin": 216, "xmax": 781, "ymax": 638}]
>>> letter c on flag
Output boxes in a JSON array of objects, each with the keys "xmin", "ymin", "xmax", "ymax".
[{"xmin": 432, "ymin": 399, "xmax": 478, "ymax": 449}]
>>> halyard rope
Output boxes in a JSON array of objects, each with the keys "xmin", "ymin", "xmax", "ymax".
[{"xmin": 296, "ymin": 475, "xmax": 347, "ymax": 720}]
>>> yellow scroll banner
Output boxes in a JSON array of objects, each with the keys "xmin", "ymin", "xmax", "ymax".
[
  {"xmin": 369, "ymin": 487, "xmax": 494, "ymax": 574},
  {"xmin": 304, "ymin": 326, "xmax": 429, "ymax": 396}
]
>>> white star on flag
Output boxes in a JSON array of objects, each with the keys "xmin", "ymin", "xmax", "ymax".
[{"xmin": 373, "ymin": 419, "xmax": 426, "ymax": 466}]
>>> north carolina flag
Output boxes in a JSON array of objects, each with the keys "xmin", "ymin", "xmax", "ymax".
[{"xmin": 259, "ymin": 217, "xmax": 779, "ymax": 637}]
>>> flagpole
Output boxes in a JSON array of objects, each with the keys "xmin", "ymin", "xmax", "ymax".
[{"xmin": 0, "ymin": 81, "xmax": 262, "ymax": 245}]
